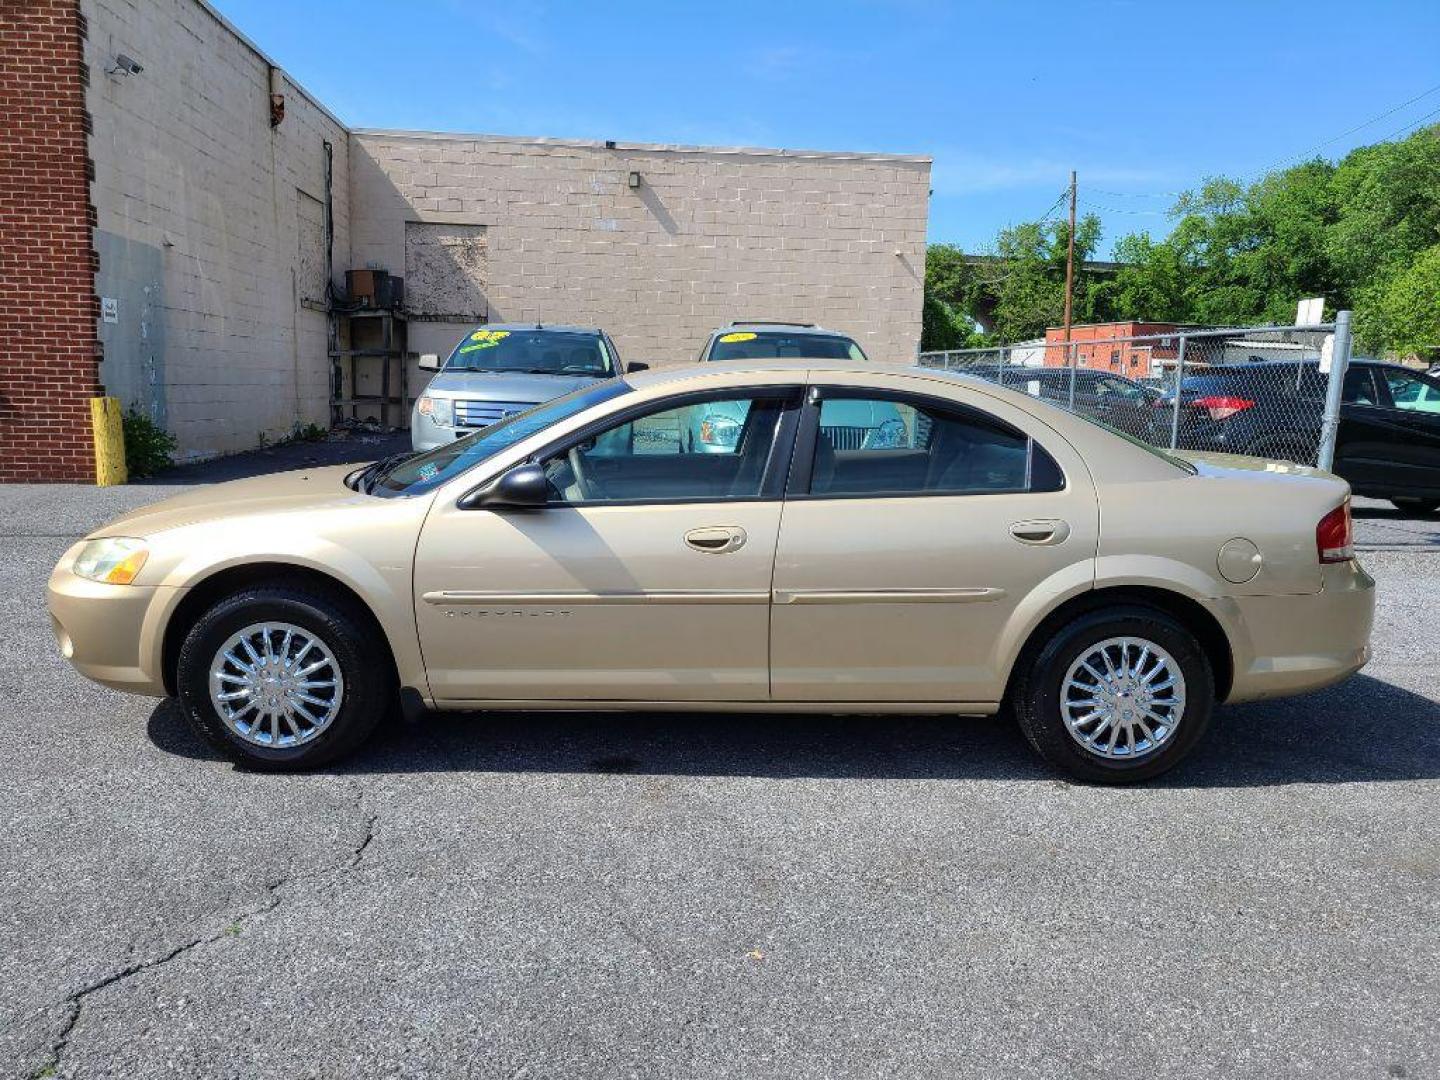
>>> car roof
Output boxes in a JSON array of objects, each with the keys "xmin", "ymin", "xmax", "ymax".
[
  {"xmin": 476, "ymin": 323, "xmax": 605, "ymax": 335},
  {"xmin": 625, "ymin": 357, "xmax": 989, "ymax": 390},
  {"xmin": 1185, "ymin": 357, "xmax": 1388, "ymax": 372},
  {"xmin": 713, "ymin": 322, "xmax": 849, "ymax": 338}
]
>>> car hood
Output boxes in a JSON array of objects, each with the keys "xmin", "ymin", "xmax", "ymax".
[
  {"xmin": 93, "ymin": 465, "xmax": 368, "ymax": 538},
  {"xmin": 421, "ymin": 369, "xmax": 604, "ymax": 403}
]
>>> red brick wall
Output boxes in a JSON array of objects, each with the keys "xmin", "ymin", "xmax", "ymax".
[
  {"xmin": 0, "ymin": 0, "xmax": 98, "ymax": 483},
  {"xmin": 1042, "ymin": 321, "xmax": 1182, "ymax": 375}
]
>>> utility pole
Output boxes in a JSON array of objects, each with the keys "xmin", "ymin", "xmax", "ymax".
[{"xmin": 1062, "ymin": 170, "xmax": 1077, "ymax": 342}]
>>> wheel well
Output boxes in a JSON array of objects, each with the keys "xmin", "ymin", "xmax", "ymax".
[
  {"xmin": 1004, "ymin": 585, "xmax": 1234, "ymax": 704},
  {"xmin": 160, "ymin": 562, "xmax": 397, "ymax": 697}
]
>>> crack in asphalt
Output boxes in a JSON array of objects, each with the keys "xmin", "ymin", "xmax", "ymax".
[{"xmin": 29, "ymin": 803, "xmax": 379, "ymax": 1079}]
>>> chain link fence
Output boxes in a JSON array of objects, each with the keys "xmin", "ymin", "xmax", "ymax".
[{"xmin": 918, "ymin": 323, "xmax": 1351, "ymax": 468}]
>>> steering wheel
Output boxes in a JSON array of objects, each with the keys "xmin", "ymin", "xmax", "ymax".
[{"xmin": 567, "ymin": 446, "xmax": 596, "ymax": 501}]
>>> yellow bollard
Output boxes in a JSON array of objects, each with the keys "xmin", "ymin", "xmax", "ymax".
[{"xmin": 90, "ymin": 396, "xmax": 128, "ymax": 486}]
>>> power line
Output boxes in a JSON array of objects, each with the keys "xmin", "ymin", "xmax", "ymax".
[
  {"xmin": 1081, "ymin": 201, "xmax": 1165, "ymax": 217},
  {"xmin": 1379, "ymin": 102, "xmax": 1440, "ymax": 143},
  {"xmin": 1034, "ymin": 187, "xmax": 1071, "ymax": 225},
  {"xmin": 1258, "ymin": 79, "xmax": 1440, "ymax": 174},
  {"xmin": 966, "ymin": 185, "xmax": 1077, "ymax": 288},
  {"xmin": 1088, "ymin": 187, "xmax": 1184, "ymax": 200},
  {"xmin": 1080, "ymin": 79, "xmax": 1440, "ymax": 205}
]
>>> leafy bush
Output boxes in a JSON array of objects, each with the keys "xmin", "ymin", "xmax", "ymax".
[{"xmin": 121, "ymin": 409, "xmax": 177, "ymax": 479}]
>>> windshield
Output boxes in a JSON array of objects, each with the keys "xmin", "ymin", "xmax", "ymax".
[
  {"xmin": 444, "ymin": 328, "xmax": 615, "ymax": 377},
  {"xmin": 370, "ymin": 380, "xmax": 632, "ymax": 497},
  {"xmin": 708, "ymin": 331, "xmax": 867, "ymax": 362}
]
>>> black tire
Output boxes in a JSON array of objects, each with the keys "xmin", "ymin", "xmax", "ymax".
[
  {"xmin": 1390, "ymin": 497, "xmax": 1440, "ymax": 515},
  {"xmin": 1011, "ymin": 605, "xmax": 1215, "ymax": 784},
  {"xmin": 176, "ymin": 583, "xmax": 392, "ymax": 770}
]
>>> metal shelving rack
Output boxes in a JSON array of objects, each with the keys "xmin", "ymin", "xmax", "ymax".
[{"xmin": 329, "ymin": 308, "xmax": 411, "ymax": 428}]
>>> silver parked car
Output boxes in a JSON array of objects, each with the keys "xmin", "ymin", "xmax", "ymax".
[
  {"xmin": 412, "ymin": 324, "xmax": 626, "ymax": 451},
  {"xmin": 690, "ymin": 321, "xmax": 883, "ymax": 451},
  {"xmin": 697, "ymin": 321, "xmax": 869, "ymax": 363}
]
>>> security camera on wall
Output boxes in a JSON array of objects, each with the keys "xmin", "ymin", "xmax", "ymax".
[{"xmin": 107, "ymin": 54, "xmax": 143, "ymax": 76}]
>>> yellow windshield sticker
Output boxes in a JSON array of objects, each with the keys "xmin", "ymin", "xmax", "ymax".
[
  {"xmin": 458, "ymin": 329, "xmax": 511, "ymax": 353},
  {"xmin": 718, "ymin": 331, "xmax": 757, "ymax": 343}
]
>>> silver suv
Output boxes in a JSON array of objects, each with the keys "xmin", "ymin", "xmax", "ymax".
[
  {"xmin": 412, "ymin": 325, "xmax": 624, "ymax": 451},
  {"xmin": 697, "ymin": 321, "xmax": 869, "ymax": 363}
]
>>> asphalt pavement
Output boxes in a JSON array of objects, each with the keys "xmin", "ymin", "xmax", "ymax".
[{"xmin": 1, "ymin": 449, "xmax": 1437, "ymax": 1079}]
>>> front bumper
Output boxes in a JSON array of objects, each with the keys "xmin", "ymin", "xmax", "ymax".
[
  {"xmin": 47, "ymin": 547, "xmax": 178, "ymax": 697},
  {"xmin": 1212, "ymin": 559, "xmax": 1376, "ymax": 704}
]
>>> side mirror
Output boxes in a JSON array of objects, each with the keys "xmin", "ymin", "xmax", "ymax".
[
  {"xmin": 625, "ymin": 361, "xmax": 650, "ymax": 374},
  {"xmin": 458, "ymin": 462, "xmax": 550, "ymax": 510},
  {"xmin": 418, "ymin": 353, "xmax": 440, "ymax": 371}
]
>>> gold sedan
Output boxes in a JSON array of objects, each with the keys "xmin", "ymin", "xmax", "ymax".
[{"xmin": 48, "ymin": 360, "xmax": 1375, "ymax": 782}]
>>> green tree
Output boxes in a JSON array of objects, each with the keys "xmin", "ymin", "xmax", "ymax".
[
  {"xmin": 920, "ymin": 243, "xmax": 988, "ymax": 351},
  {"xmin": 1328, "ymin": 128, "xmax": 1440, "ymax": 296},
  {"xmin": 926, "ymin": 125, "xmax": 1440, "ymax": 356},
  {"xmin": 1366, "ymin": 243, "xmax": 1440, "ymax": 359},
  {"xmin": 983, "ymin": 213, "xmax": 1103, "ymax": 341}
]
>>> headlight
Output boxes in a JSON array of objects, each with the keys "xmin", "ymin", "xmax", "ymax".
[
  {"xmin": 417, "ymin": 396, "xmax": 453, "ymax": 427},
  {"xmin": 72, "ymin": 537, "xmax": 149, "ymax": 585},
  {"xmin": 698, "ymin": 415, "xmax": 741, "ymax": 448}
]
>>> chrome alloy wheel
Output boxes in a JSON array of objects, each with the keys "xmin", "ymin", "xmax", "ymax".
[
  {"xmin": 1060, "ymin": 636, "xmax": 1186, "ymax": 761},
  {"xmin": 208, "ymin": 622, "xmax": 344, "ymax": 749}
]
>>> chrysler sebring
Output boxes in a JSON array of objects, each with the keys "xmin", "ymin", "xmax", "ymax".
[{"xmin": 48, "ymin": 360, "xmax": 1374, "ymax": 782}]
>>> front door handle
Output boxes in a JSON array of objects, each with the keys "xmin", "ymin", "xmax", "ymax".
[
  {"xmin": 1010, "ymin": 519, "xmax": 1070, "ymax": 546},
  {"xmin": 684, "ymin": 526, "xmax": 747, "ymax": 554}
]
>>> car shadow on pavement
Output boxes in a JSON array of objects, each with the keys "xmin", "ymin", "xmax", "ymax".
[
  {"xmin": 133, "ymin": 432, "xmax": 411, "ymax": 486},
  {"xmin": 145, "ymin": 672, "xmax": 1440, "ymax": 787}
]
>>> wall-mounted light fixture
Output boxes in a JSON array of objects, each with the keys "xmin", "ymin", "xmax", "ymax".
[
  {"xmin": 106, "ymin": 53, "xmax": 143, "ymax": 77},
  {"xmin": 268, "ymin": 65, "xmax": 286, "ymax": 127},
  {"xmin": 627, "ymin": 171, "xmax": 642, "ymax": 189}
]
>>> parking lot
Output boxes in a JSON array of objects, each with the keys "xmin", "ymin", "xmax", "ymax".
[{"xmin": 2, "ymin": 444, "xmax": 1438, "ymax": 1079}]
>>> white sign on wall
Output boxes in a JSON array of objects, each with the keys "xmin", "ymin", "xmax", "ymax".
[{"xmin": 101, "ymin": 297, "xmax": 119, "ymax": 324}]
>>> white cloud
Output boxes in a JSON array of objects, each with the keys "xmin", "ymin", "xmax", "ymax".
[{"xmin": 929, "ymin": 151, "xmax": 1174, "ymax": 196}]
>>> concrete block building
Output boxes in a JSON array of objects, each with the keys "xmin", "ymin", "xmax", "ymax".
[{"xmin": 0, "ymin": 0, "xmax": 931, "ymax": 479}]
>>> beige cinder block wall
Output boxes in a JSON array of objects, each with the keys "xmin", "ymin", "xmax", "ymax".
[
  {"xmin": 84, "ymin": 0, "xmax": 350, "ymax": 461},
  {"xmin": 348, "ymin": 131, "xmax": 931, "ymax": 394}
]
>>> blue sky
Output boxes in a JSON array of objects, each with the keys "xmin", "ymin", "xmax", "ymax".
[{"xmin": 219, "ymin": 0, "xmax": 1440, "ymax": 256}]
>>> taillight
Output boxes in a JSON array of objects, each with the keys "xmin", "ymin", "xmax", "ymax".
[
  {"xmin": 1192, "ymin": 395, "xmax": 1255, "ymax": 421},
  {"xmin": 1316, "ymin": 502, "xmax": 1354, "ymax": 564}
]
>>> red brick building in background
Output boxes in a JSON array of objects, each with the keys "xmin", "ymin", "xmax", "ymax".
[
  {"xmin": 0, "ymin": 0, "xmax": 100, "ymax": 482},
  {"xmin": 1043, "ymin": 321, "xmax": 1184, "ymax": 377}
]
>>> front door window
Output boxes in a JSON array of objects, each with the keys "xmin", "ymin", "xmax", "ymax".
[{"xmin": 541, "ymin": 394, "xmax": 793, "ymax": 504}]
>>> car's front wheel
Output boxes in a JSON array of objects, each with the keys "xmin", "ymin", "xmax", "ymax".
[
  {"xmin": 176, "ymin": 583, "xmax": 391, "ymax": 770},
  {"xmin": 1012, "ymin": 606, "xmax": 1215, "ymax": 784}
]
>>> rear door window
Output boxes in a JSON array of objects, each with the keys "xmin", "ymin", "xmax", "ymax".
[{"xmin": 801, "ymin": 393, "xmax": 1063, "ymax": 498}]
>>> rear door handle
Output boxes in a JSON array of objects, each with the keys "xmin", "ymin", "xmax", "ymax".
[
  {"xmin": 1010, "ymin": 519, "xmax": 1070, "ymax": 546},
  {"xmin": 684, "ymin": 526, "xmax": 747, "ymax": 554}
]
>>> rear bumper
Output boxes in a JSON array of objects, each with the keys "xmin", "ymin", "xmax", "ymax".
[{"xmin": 1211, "ymin": 560, "xmax": 1376, "ymax": 704}]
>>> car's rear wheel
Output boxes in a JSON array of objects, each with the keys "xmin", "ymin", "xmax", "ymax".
[
  {"xmin": 1390, "ymin": 497, "xmax": 1440, "ymax": 515},
  {"xmin": 176, "ymin": 584, "xmax": 391, "ymax": 770},
  {"xmin": 1012, "ymin": 606, "xmax": 1215, "ymax": 784}
]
